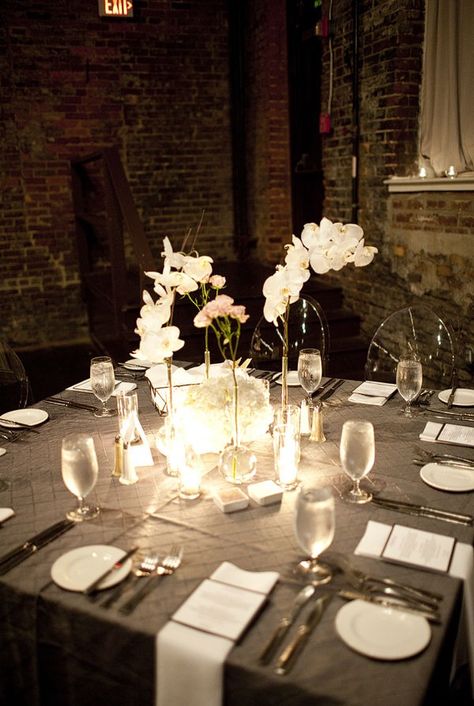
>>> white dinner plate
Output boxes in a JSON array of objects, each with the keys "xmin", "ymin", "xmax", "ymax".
[
  {"xmin": 335, "ymin": 600, "xmax": 431, "ymax": 660},
  {"xmin": 51, "ymin": 545, "xmax": 133, "ymax": 592},
  {"xmin": 0, "ymin": 448, "xmax": 6, "ymax": 457},
  {"xmin": 438, "ymin": 388, "xmax": 474, "ymax": 407},
  {"xmin": 123, "ymin": 358, "xmax": 153, "ymax": 370},
  {"xmin": 275, "ymin": 370, "xmax": 300, "ymax": 387},
  {"xmin": 0, "ymin": 408, "xmax": 49, "ymax": 427},
  {"xmin": 420, "ymin": 462, "xmax": 474, "ymax": 492}
]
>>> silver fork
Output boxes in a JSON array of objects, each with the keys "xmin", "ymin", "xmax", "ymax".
[
  {"xmin": 119, "ymin": 545, "xmax": 183, "ymax": 615},
  {"xmin": 99, "ymin": 553, "xmax": 159, "ymax": 608},
  {"xmin": 415, "ymin": 447, "xmax": 474, "ymax": 468}
]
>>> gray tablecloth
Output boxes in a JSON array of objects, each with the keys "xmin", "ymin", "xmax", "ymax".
[{"xmin": 0, "ymin": 377, "xmax": 473, "ymax": 706}]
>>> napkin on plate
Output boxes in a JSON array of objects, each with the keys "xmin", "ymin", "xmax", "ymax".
[
  {"xmin": 0, "ymin": 508, "xmax": 14, "ymax": 524},
  {"xmin": 348, "ymin": 381, "xmax": 398, "ymax": 406},
  {"xmin": 156, "ymin": 562, "xmax": 279, "ymax": 706},
  {"xmin": 67, "ymin": 380, "xmax": 137, "ymax": 396},
  {"xmin": 355, "ymin": 520, "xmax": 474, "ymax": 696}
]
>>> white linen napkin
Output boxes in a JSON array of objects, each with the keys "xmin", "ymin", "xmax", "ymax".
[
  {"xmin": 0, "ymin": 508, "xmax": 14, "ymax": 523},
  {"xmin": 67, "ymin": 380, "xmax": 137, "ymax": 396},
  {"xmin": 355, "ymin": 520, "xmax": 474, "ymax": 695},
  {"xmin": 348, "ymin": 381, "xmax": 398, "ymax": 406},
  {"xmin": 156, "ymin": 562, "xmax": 279, "ymax": 706}
]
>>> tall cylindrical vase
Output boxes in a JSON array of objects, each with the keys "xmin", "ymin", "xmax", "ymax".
[
  {"xmin": 218, "ymin": 365, "xmax": 257, "ymax": 484},
  {"xmin": 281, "ymin": 354, "xmax": 289, "ymax": 408}
]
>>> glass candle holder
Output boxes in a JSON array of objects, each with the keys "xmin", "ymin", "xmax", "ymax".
[
  {"xmin": 273, "ymin": 422, "xmax": 299, "ymax": 491},
  {"xmin": 178, "ymin": 446, "xmax": 202, "ymax": 500}
]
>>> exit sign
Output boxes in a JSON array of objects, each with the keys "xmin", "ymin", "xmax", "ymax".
[{"xmin": 98, "ymin": 0, "xmax": 133, "ymax": 17}]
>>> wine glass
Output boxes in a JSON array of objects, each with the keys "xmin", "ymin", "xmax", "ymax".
[
  {"xmin": 90, "ymin": 356, "xmax": 116, "ymax": 418},
  {"xmin": 396, "ymin": 356, "xmax": 423, "ymax": 417},
  {"xmin": 297, "ymin": 348, "xmax": 322, "ymax": 406},
  {"xmin": 340, "ymin": 419, "xmax": 375, "ymax": 504},
  {"xmin": 294, "ymin": 485, "xmax": 335, "ymax": 585},
  {"xmin": 61, "ymin": 433, "xmax": 99, "ymax": 521}
]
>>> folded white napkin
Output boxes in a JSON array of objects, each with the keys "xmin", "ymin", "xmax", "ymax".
[
  {"xmin": 156, "ymin": 562, "xmax": 279, "ymax": 706},
  {"xmin": 145, "ymin": 364, "xmax": 191, "ymax": 389},
  {"xmin": 0, "ymin": 508, "xmax": 14, "ymax": 523},
  {"xmin": 355, "ymin": 520, "xmax": 474, "ymax": 695},
  {"xmin": 420, "ymin": 422, "xmax": 474, "ymax": 448},
  {"xmin": 67, "ymin": 380, "xmax": 137, "ymax": 396},
  {"xmin": 348, "ymin": 381, "xmax": 398, "ymax": 406}
]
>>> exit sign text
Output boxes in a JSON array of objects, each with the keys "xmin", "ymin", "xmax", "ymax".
[{"xmin": 98, "ymin": 0, "xmax": 133, "ymax": 17}]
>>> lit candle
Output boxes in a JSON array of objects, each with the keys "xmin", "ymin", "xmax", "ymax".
[
  {"xmin": 179, "ymin": 464, "xmax": 201, "ymax": 500},
  {"xmin": 418, "ymin": 166, "xmax": 427, "ymax": 178},
  {"xmin": 273, "ymin": 423, "xmax": 299, "ymax": 490},
  {"xmin": 446, "ymin": 165, "xmax": 457, "ymax": 179}
]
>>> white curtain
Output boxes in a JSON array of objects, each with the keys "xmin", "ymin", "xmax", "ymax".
[{"xmin": 420, "ymin": 0, "xmax": 474, "ymax": 175}]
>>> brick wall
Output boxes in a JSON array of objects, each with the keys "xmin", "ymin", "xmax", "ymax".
[
  {"xmin": 319, "ymin": 0, "xmax": 474, "ymax": 376},
  {"xmin": 0, "ymin": 0, "xmax": 233, "ymax": 348}
]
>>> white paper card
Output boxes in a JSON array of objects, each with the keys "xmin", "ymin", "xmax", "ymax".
[
  {"xmin": 172, "ymin": 579, "xmax": 268, "ymax": 641},
  {"xmin": 420, "ymin": 422, "xmax": 474, "ymax": 448},
  {"xmin": 382, "ymin": 524, "xmax": 455, "ymax": 572}
]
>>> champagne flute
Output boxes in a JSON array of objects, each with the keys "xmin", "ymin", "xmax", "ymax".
[
  {"xmin": 90, "ymin": 356, "xmax": 116, "ymax": 417},
  {"xmin": 297, "ymin": 348, "xmax": 322, "ymax": 406},
  {"xmin": 61, "ymin": 433, "xmax": 99, "ymax": 521},
  {"xmin": 294, "ymin": 485, "xmax": 335, "ymax": 585},
  {"xmin": 396, "ymin": 356, "xmax": 423, "ymax": 417},
  {"xmin": 340, "ymin": 419, "xmax": 375, "ymax": 504}
]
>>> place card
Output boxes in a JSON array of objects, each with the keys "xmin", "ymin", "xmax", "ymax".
[
  {"xmin": 355, "ymin": 520, "xmax": 456, "ymax": 573},
  {"xmin": 0, "ymin": 508, "xmax": 14, "ymax": 524},
  {"xmin": 171, "ymin": 562, "xmax": 279, "ymax": 641},
  {"xmin": 420, "ymin": 422, "xmax": 474, "ymax": 448},
  {"xmin": 348, "ymin": 381, "xmax": 397, "ymax": 406}
]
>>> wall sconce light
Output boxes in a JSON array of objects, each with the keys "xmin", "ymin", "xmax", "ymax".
[{"xmin": 445, "ymin": 165, "xmax": 457, "ymax": 179}]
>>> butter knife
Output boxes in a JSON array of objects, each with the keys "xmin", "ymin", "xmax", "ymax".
[
  {"xmin": 274, "ymin": 593, "xmax": 333, "ymax": 675},
  {"xmin": 338, "ymin": 589, "xmax": 441, "ymax": 623},
  {"xmin": 44, "ymin": 397, "xmax": 99, "ymax": 413},
  {"xmin": 318, "ymin": 379, "xmax": 344, "ymax": 402},
  {"xmin": 447, "ymin": 372, "xmax": 458, "ymax": 410},
  {"xmin": 84, "ymin": 546, "xmax": 138, "ymax": 595},
  {"xmin": 0, "ymin": 519, "xmax": 75, "ymax": 575},
  {"xmin": 372, "ymin": 496, "xmax": 473, "ymax": 526},
  {"xmin": 259, "ymin": 585, "xmax": 315, "ymax": 665},
  {"xmin": 311, "ymin": 377, "xmax": 336, "ymax": 399}
]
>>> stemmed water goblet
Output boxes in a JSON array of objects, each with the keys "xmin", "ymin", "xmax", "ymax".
[
  {"xmin": 294, "ymin": 485, "xmax": 335, "ymax": 585},
  {"xmin": 396, "ymin": 356, "xmax": 423, "ymax": 418},
  {"xmin": 297, "ymin": 348, "xmax": 322, "ymax": 406},
  {"xmin": 61, "ymin": 432, "xmax": 100, "ymax": 521},
  {"xmin": 90, "ymin": 356, "xmax": 116, "ymax": 418},
  {"xmin": 340, "ymin": 419, "xmax": 375, "ymax": 504}
]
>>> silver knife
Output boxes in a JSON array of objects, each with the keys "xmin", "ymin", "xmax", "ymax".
[
  {"xmin": 274, "ymin": 593, "xmax": 333, "ymax": 675},
  {"xmin": 311, "ymin": 378, "xmax": 336, "ymax": 399},
  {"xmin": 44, "ymin": 397, "xmax": 99, "ymax": 413},
  {"xmin": 84, "ymin": 546, "xmax": 138, "ymax": 595},
  {"xmin": 447, "ymin": 373, "xmax": 458, "ymax": 409},
  {"xmin": 372, "ymin": 496, "xmax": 473, "ymax": 526},
  {"xmin": 338, "ymin": 589, "xmax": 441, "ymax": 623},
  {"xmin": 0, "ymin": 519, "xmax": 75, "ymax": 575},
  {"xmin": 259, "ymin": 585, "xmax": 315, "ymax": 664},
  {"xmin": 318, "ymin": 379, "xmax": 344, "ymax": 402}
]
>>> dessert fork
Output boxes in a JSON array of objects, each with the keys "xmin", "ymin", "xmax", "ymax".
[
  {"xmin": 119, "ymin": 544, "xmax": 183, "ymax": 615},
  {"xmin": 99, "ymin": 553, "xmax": 159, "ymax": 608}
]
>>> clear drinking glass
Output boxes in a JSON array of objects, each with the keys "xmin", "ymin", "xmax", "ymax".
[
  {"xmin": 273, "ymin": 422, "xmax": 299, "ymax": 490},
  {"xmin": 294, "ymin": 485, "xmax": 335, "ymax": 585},
  {"xmin": 396, "ymin": 356, "xmax": 423, "ymax": 417},
  {"xmin": 297, "ymin": 348, "xmax": 322, "ymax": 405},
  {"xmin": 340, "ymin": 419, "xmax": 375, "ymax": 504},
  {"xmin": 90, "ymin": 356, "xmax": 116, "ymax": 417},
  {"xmin": 61, "ymin": 433, "xmax": 99, "ymax": 521}
]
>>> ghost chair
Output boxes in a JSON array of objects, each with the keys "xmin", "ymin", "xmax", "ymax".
[
  {"xmin": 249, "ymin": 295, "xmax": 330, "ymax": 374},
  {"xmin": 0, "ymin": 341, "xmax": 30, "ymax": 415},
  {"xmin": 364, "ymin": 305, "xmax": 456, "ymax": 389}
]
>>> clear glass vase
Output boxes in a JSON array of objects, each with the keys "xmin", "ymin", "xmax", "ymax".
[
  {"xmin": 218, "ymin": 366, "xmax": 257, "ymax": 484},
  {"xmin": 281, "ymin": 354, "xmax": 289, "ymax": 408}
]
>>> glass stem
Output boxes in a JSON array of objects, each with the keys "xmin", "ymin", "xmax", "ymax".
[{"xmin": 354, "ymin": 479, "xmax": 361, "ymax": 496}]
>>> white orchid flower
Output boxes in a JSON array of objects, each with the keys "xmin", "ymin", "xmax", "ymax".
[
  {"xmin": 137, "ymin": 291, "xmax": 172, "ymax": 330},
  {"xmin": 330, "ymin": 222, "xmax": 362, "ymax": 250},
  {"xmin": 262, "ymin": 265, "xmax": 306, "ymax": 323},
  {"xmin": 161, "ymin": 236, "xmax": 186, "ymax": 270},
  {"xmin": 284, "ymin": 236, "xmax": 311, "ymax": 278},
  {"xmin": 183, "ymin": 254, "xmax": 213, "ymax": 283},
  {"xmin": 133, "ymin": 326, "xmax": 184, "ymax": 364},
  {"xmin": 263, "ymin": 295, "xmax": 288, "ymax": 323},
  {"xmin": 352, "ymin": 241, "xmax": 378, "ymax": 266}
]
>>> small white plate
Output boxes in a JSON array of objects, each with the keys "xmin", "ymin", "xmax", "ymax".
[
  {"xmin": 420, "ymin": 462, "xmax": 474, "ymax": 492},
  {"xmin": 438, "ymin": 388, "xmax": 474, "ymax": 407},
  {"xmin": 123, "ymin": 358, "xmax": 153, "ymax": 370},
  {"xmin": 0, "ymin": 408, "xmax": 49, "ymax": 427},
  {"xmin": 0, "ymin": 449, "xmax": 6, "ymax": 457},
  {"xmin": 335, "ymin": 599, "xmax": 431, "ymax": 660},
  {"xmin": 275, "ymin": 370, "xmax": 300, "ymax": 387},
  {"xmin": 51, "ymin": 545, "xmax": 133, "ymax": 592}
]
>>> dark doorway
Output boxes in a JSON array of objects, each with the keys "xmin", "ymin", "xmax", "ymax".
[{"xmin": 287, "ymin": 0, "xmax": 324, "ymax": 233}]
